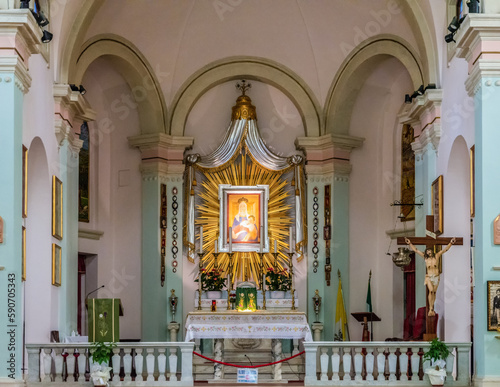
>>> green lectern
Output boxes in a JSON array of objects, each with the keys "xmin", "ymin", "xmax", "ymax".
[{"xmin": 87, "ymin": 298, "xmax": 123, "ymax": 342}]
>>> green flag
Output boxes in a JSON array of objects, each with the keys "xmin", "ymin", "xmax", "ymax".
[{"xmin": 366, "ymin": 270, "xmax": 372, "ymax": 313}]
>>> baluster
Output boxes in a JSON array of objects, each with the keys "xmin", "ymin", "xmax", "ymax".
[
  {"xmin": 77, "ymin": 349, "xmax": 86, "ymax": 382},
  {"xmin": 446, "ymin": 350, "xmax": 455, "ymax": 381},
  {"xmin": 292, "ymin": 339, "xmax": 299, "ymax": 356},
  {"xmin": 111, "ymin": 347, "xmax": 121, "ymax": 381},
  {"xmin": 61, "ymin": 351, "xmax": 69, "ymax": 381},
  {"xmin": 410, "ymin": 346, "xmax": 420, "ymax": 380},
  {"xmin": 388, "ymin": 348, "xmax": 397, "ymax": 381},
  {"xmin": 26, "ymin": 346, "xmax": 41, "ymax": 382},
  {"xmin": 331, "ymin": 347, "xmax": 340, "ymax": 381},
  {"xmin": 376, "ymin": 347, "xmax": 385, "ymax": 380},
  {"xmin": 366, "ymin": 348, "xmax": 375, "ymax": 381},
  {"xmin": 342, "ymin": 347, "xmax": 351, "ymax": 380},
  {"xmin": 400, "ymin": 348, "xmax": 409, "ymax": 382},
  {"xmin": 42, "ymin": 348, "xmax": 52, "ymax": 382},
  {"xmin": 54, "ymin": 348, "xmax": 64, "ymax": 382},
  {"xmin": 84, "ymin": 348, "xmax": 91, "ymax": 381},
  {"xmin": 123, "ymin": 348, "xmax": 132, "ymax": 381},
  {"xmin": 320, "ymin": 347, "xmax": 329, "ymax": 381},
  {"xmin": 169, "ymin": 346, "xmax": 178, "ymax": 382},
  {"xmin": 157, "ymin": 348, "xmax": 167, "ymax": 381},
  {"xmin": 146, "ymin": 348, "xmax": 155, "ymax": 381},
  {"xmin": 353, "ymin": 347, "xmax": 363, "ymax": 381},
  {"xmin": 71, "ymin": 349, "xmax": 79, "ymax": 382},
  {"xmin": 135, "ymin": 348, "xmax": 144, "ymax": 381},
  {"xmin": 194, "ymin": 338, "xmax": 201, "ymax": 353}
]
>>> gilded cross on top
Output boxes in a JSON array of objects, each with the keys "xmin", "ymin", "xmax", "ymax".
[{"xmin": 236, "ymin": 80, "xmax": 252, "ymax": 95}]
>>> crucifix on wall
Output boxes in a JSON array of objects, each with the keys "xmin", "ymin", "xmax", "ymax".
[{"xmin": 397, "ymin": 215, "xmax": 463, "ymax": 339}]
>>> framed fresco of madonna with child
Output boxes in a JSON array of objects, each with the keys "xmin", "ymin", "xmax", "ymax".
[{"xmin": 218, "ymin": 185, "xmax": 269, "ymax": 253}]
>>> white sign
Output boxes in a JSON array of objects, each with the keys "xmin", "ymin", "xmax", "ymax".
[
  {"xmin": 237, "ymin": 368, "xmax": 258, "ymax": 384},
  {"xmin": 426, "ymin": 230, "xmax": 437, "ymax": 239}
]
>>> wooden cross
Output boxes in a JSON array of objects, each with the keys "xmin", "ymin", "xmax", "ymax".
[{"xmin": 397, "ymin": 215, "xmax": 463, "ymax": 340}]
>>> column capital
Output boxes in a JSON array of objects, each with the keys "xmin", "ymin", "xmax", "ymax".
[
  {"xmin": 0, "ymin": 10, "xmax": 42, "ymax": 93},
  {"xmin": 140, "ymin": 159, "xmax": 185, "ymax": 181},
  {"xmin": 455, "ymin": 14, "xmax": 500, "ymax": 96},
  {"xmin": 296, "ymin": 133, "xmax": 363, "ymax": 178},
  {"xmin": 128, "ymin": 133, "xmax": 194, "ymax": 164}
]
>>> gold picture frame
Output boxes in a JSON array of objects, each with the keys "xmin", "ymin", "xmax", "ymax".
[
  {"xmin": 22, "ymin": 145, "xmax": 28, "ymax": 218},
  {"xmin": 52, "ymin": 176, "xmax": 63, "ymax": 240},
  {"xmin": 22, "ymin": 226, "xmax": 26, "ymax": 281},
  {"xmin": 432, "ymin": 175, "xmax": 443, "ymax": 236},
  {"xmin": 52, "ymin": 244, "xmax": 61, "ymax": 286},
  {"xmin": 487, "ymin": 280, "xmax": 500, "ymax": 331},
  {"xmin": 470, "ymin": 145, "xmax": 475, "ymax": 218}
]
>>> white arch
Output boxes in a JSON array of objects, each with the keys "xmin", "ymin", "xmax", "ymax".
[
  {"xmin": 324, "ymin": 35, "xmax": 424, "ymax": 135},
  {"xmin": 169, "ymin": 56, "xmax": 322, "ymax": 137},
  {"xmin": 74, "ymin": 34, "xmax": 168, "ymax": 134}
]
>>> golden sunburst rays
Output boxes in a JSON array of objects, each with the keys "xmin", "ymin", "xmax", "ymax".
[{"xmin": 195, "ymin": 155, "xmax": 293, "ymax": 287}]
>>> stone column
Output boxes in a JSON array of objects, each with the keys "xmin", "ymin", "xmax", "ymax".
[
  {"xmin": 53, "ymin": 84, "xmax": 95, "ymax": 337},
  {"xmin": 456, "ymin": 14, "xmax": 500, "ymax": 386},
  {"xmin": 400, "ymin": 90, "xmax": 442, "ymax": 310},
  {"xmin": 129, "ymin": 133, "xmax": 193, "ymax": 342},
  {"xmin": 0, "ymin": 9, "xmax": 40, "ymax": 382},
  {"xmin": 296, "ymin": 134, "xmax": 363, "ymax": 341}
]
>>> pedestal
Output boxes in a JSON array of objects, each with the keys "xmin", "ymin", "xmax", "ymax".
[{"xmin": 311, "ymin": 322, "xmax": 324, "ymax": 342}]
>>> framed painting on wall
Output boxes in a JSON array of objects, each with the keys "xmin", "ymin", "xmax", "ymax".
[
  {"xmin": 52, "ymin": 176, "xmax": 63, "ymax": 240},
  {"xmin": 52, "ymin": 243, "xmax": 61, "ymax": 287},
  {"xmin": 218, "ymin": 185, "xmax": 269, "ymax": 253},
  {"xmin": 487, "ymin": 281, "xmax": 500, "ymax": 331},
  {"xmin": 432, "ymin": 175, "xmax": 443, "ymax": 236}
]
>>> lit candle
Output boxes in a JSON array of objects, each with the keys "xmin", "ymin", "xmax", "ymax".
[
  {"xmin": 200, "ymin": 226, "xmax": 203, "ymax": 254},
  {"xmin": 274, "ymin": 239, "xmax": 277, "ymax": 253},
  {"xmin": 229, "ymin": 227, "xmax": 232, "ymax": 254},
  {"xmin": 289, "ymin": 227, "xmax": 293, "ymax": 254}
]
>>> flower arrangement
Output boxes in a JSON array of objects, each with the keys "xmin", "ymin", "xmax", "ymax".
[
  {"xmin": 266, "ymin": 267, "xmax": 291, "ymax": 291},
  {"xmin": 195, "ymin": 268, "xmax": 227, "ymax": 291}
]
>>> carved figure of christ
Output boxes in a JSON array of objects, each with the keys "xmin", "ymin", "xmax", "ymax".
[{"xmin": 397, "ymin": 216, "xmax": 463, "ymax": 317}]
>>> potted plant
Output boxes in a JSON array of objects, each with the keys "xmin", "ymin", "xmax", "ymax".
[
  {"xmin": 266, "ymin": 267, "xmax": 291, "ymax": 298},
  {"xmin": 195, "ymin": 268, "xmax": 227, "ymax": 299},
  {"xmin": 90, "ymin": 341, "xmax": 116, "ymax": 386},
  {"xmin": 423, "ymin": 338, "xmax": 450, "ymax": 386}
]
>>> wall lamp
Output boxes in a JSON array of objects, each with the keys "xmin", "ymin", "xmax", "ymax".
[
  {"xmin": 20, "ymin": 0, "xmax": 30, "ymax": 8},
  {"xmin": 32, "ymin": 9, "xmax": 49, "ymax": 27},
  {"xmin": 70, "ymin": 84, "xmax": 86, "ymax": 95},
  {"xmin": 467, "ymin": 0, "xmax": 480, "ymax": 13},
  {"xmin": 445, "ymin": 14, "xmax": 466, "ymax": 44},
  {"xmin": 41, "ymin": 30, "xmax": 52, "ymax": 43},
  {"xmin": 404, "ymin": 84, "xmax": 437, "ymax": 104}
]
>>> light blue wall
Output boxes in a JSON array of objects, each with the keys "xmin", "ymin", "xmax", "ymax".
[
  {"xmin": 141, "ymin": 172, "xmax": 184, "ymax": 341},
  {"xmin": 473, "ymin": 79, "xmax": 500, "ymax": 378},
  {"xmin": 0, "ymin": 74, "xmax": 24, "ymax": 379},
  {"xmin": 306, "ymin": 174, "xmax": 350, "ymax": 341},
  {"xmin": 58, "ymin": 141, "xmax": 80, "ymax": 336}
]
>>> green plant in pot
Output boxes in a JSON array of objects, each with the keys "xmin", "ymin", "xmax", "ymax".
[
  {"xmin": 423, "ymin": 338, "xmax": 450, "ymax": 386},
  {"xmin": 90, "ymin": 341, "xmax": 116, "ymax": 386}
]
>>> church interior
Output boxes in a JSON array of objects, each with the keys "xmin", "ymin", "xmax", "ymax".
[{"xmin": 1, "ymin": 0, "xmax": 500, "ymax": 386}]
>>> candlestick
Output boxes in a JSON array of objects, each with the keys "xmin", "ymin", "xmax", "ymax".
[
  {"xmin": 197, "ymin": 252, "xmax": 205, "ymax": 310},
  {"xmin": 259, "ymin": 225, "xmax": 263, "ymax": 253},
  {"xmin": 287, "ymin": 251, "xmax": 296, "ymax": 310},
  {"xmin": 289, "ymin": 226, "xmax": 293, "ymax": 254},
  {"xmin": 261, "ymin": 253, "xmax": 267, "ymax": 310},
  {"xmin": 214, "ymin": 240, "xmax": 217, "ymax": 254},
  {"xmin": 274, "ymin": 239, "xmax": 277, "ymax": 253},
  {"xmin": 229, "ymin": 227, "xmax": 232, "ymax": 254},
  {"xmin": 199, "ymin": 226, "xmax": 203, "ymax": 254}
]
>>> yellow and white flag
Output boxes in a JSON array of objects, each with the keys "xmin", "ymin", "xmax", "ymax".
[{"xmin": 335, "ymin": 275, "xmax": 349, "ymax": 341}]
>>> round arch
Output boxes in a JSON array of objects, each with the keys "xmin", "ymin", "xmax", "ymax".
[
  {"xmin": 74, "ymin": 34, "xmax": 168, "ymax": 134},
  {"xmin": 324, "ymin": 35, "xmax": 424, "ymax": 135},
  {"xmin": 169, "ymin": 56, "xmax": 322, "ymax": 137}
]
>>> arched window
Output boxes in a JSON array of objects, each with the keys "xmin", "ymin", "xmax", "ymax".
[
  {"xmin": 456, "ymin": 0, "xmax": 464, "ymax": 18},
  {"xmin": 401, "ymin": 124, "xmax": 415, "ymax": 221},
  {"xmin": 79, "ymin": 122, "xmax": 90, "ymax": 222}
]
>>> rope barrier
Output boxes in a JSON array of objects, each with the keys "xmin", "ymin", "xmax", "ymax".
[{"xmin": 193, "ymin": 350, "xmax": 305, "ymax": 368}]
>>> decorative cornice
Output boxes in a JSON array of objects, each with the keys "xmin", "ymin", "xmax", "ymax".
[
  {"xmin": 412, "ymin": 122, "xmax": 441, "ymax": 155},
  {"xmin": 129, "ymin": 133, "xmax": 194, "ymax": 164},
  {"xmin": 399, "ymin": 90, "xmax": 442, "ymax": 127},
  {"xmin": 296, "ymin": 133, "xmax": 364, "ymax": 152},
  {"xmin": 455, "ymin": 14, "xmax": 500, "ymax": 96},
  {"xmin": 53, "ymin": 84, "xmax": 96, "ymax": 124},
  {"xmin": 78, "ymin": 228, "xmax": 104, "ymax": 240},
  {"xmin": 0, "ymin": 10, "xmax": 41, "ymax": 93},
  {"xmin": 304, "ymin": 159, "xmax": 352, "ymax": 179}
]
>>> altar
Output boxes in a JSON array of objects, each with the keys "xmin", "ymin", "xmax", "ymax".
[
  {"xmin": 185, "ymin": 310, "xmax": 311, "ymax": 381},
  {"xmin": 185, "ymin": 310, "xmax": 312, "ymax": 342}
]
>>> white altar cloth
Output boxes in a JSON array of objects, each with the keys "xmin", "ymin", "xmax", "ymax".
[{"xmin": 184, "ymin": 311, "xmax": 312, "ymax": 342}]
